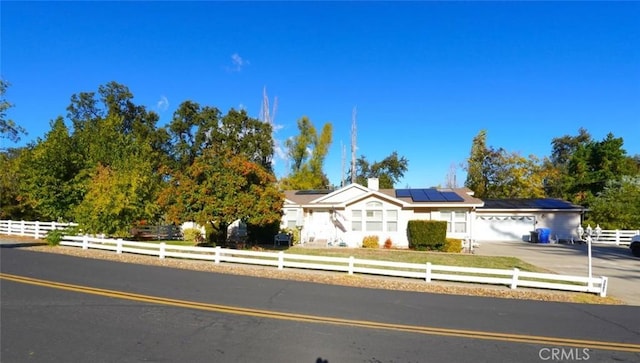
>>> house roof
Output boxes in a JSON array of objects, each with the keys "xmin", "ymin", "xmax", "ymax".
[
  {"xmin": 479, "ymin": 198, "xmax": 585, "ymax": 211},
  {"xmin": 283, "ymin": 184, "xmax": 483, "ymax": 208}
]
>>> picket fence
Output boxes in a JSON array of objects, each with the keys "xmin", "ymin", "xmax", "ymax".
[{"xmin": 0, "ymin": 219, "xmax": 611, "ymax": 297}]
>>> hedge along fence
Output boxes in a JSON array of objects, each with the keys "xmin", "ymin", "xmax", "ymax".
[{"xmin": 57, "ymin": 235, "xmax": 609, "ymax": 297}]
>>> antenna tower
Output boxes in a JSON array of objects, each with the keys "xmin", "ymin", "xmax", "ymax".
[{"xmin": 350, "ymin": 106, "xmax": 357, "ymax": 184}]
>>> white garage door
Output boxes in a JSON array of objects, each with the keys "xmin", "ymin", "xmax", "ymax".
[{"xmin": 475, "ymin": 215, "xmax": 535, "ymax": 241}]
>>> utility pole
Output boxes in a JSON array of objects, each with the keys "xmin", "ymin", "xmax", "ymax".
[
  {"xmin": 341, "ymin": 141, "xmax": 346, "ymax": 187},
  {"xmin": 350, "ymin": 106, "xmax": 357, "ymax": 184}
]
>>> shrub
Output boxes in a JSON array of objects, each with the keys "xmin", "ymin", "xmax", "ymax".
[
  {"xmin": 383, "ymin": 237, "xmax": 393, "ymax": 249},
  {"xmin": 45, "ymin": 226, "xmax": 80, "ymax": 246},
  {"xmin": 442, "ymin": 238, "xmax": 463, "ymax": 253},
  {"xmin": 362, "ymin": 235, "xmax": 379, "ymax": 248},
  {"xmin": 45, "ymin": 229, "xmax": 64, "ymax": 246},
  {"xmin": 407, "ymin": 220, "xmax": 447, "ymax": 250},
  {"xmin": 183, "ymin": 228, "xmax": 203, "ymax": 244}
]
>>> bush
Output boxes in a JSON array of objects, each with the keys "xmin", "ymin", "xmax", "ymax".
[
  {"xmin": 45, "ymin": 229, "xmax": 64, "ymax": 246},
  {"xmin": 362, "ymin": 235, "xmax": 379, "ymax": 248},
  {"xmin": 407, "ymin": 220, "xmax": 447, "ymax": 250},
  {"xmin": 442, "ymin": 238, "xmax": 463, "ymax": 253},
  {"xmin": 45, "ymin": 225, "xmax": 80, "ymax": 246},
  {"xmin": 383, "ymin": 237, "xmax": 393, "ymax": 249},
  {"xmin": 183, "ymin": 228, "xmax": 203, "ymax": 244}
]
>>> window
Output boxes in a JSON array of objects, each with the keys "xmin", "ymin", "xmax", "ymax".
[
  {"xmin": 366, "ymin": 202, "xmax": 383, "ymax": 231},
  {"xmin": 285, "ymin": 209, "xmax": 298, "ymax": 229},
  {"xmin": 352, "ymin": 210, "xmax": 362, "ymax": 231},
  {"xmin": 386, "ymin": 210, "xmax": 398, "ymax": 232},
  {"xmin": 439, "ymin": 210, "xmax": 467, "ymax": 233}
]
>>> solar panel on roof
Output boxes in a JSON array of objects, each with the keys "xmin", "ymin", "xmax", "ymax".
[
  {"xmin": 395, "ymin": 189, "xmax": 411, "ymax": 198},
  {"xmin": 442, "ymin": 191, "xmax": 464, "ymax": 202},
  {"xmin": 410, "ymin": 189, "xmax": 431, "ymax": 202},
  {"xmin": 428, "ymin": 189, "xmax": 452, "ymax": 202}
]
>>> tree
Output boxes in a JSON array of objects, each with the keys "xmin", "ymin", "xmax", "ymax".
[
  {"xmin": 18, "ymin": 117, "xmax": 83, "ymax": 220},
  {"xmin": 161, "ymin": 105, "xmax": 280, "ymax": 242},
  {"xmin": 161, "ymin": 148, "xmax": 283, "ymax": 243},
  {"xmin": 353, "ymin": 151, "xmax": 409, "ymax": 188},
  {"xmin": 464, "ymin": 130, "xmax": 547, "ymax": 198},
  {"xmin": 0, "ymin": 79, "xmax": 27, "ymax": 146},
  {"xmin": 74, "ymin": 154, "xmax": 161, "ymax": 236},
  {"xmin": 280, "ymin": 116, "xmax": 333, "ymax": 189},
  {"xmin": 0, "ymin": 147, "xmax": 36, "ymax": 219},
  {"xmin": 464, "ymin": 130, "xmax": 490, "ymax": 198},
  {"xmin": 586, "ymin": 176, "xmax": 640, "ymax": 229}
]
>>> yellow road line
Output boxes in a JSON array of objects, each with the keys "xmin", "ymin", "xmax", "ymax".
[{"xmin": 2, "ymin": 272, "xmax": 639, "ymax": 353}]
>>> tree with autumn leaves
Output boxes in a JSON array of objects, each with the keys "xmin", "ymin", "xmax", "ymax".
[
  {"xmin": 159, "ymin": 102, "xmax": 283, "ymax": 243},
  {"xmin": 3, "ymin": 82, "xmax": 283, "ymax": 241}
]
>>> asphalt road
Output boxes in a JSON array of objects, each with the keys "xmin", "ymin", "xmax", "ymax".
[
  {"xmin": 475, "ymin": 241, "xmax": 640, "ymax": 305},
  {"xmin": 2, "ymin": 247, "xmax": 639, "ymax": 363}
]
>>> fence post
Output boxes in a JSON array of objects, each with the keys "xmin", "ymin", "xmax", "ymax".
[
  {"xmin": 159, "ymin": 242, "xmax": 165, "ymax": 259},
  {"xmin": 348, "ymin": 256, "xmax": 354, "ymax": 275},
  {"xmin": 117, "ymin": 239, "xmax": 122, "ymax": 254},
  {"xmin": 511, "ymin": 268, "xmax": 520, "ymax": 289},
  {"xmin": 615, "ymin": 230, "xmax": 620, "ymax": 246},
  {"xmin": 82, "ymin": 235, "xmax": 88, "ymax": 250},
  {"xmin": 214, "ymin": 246, "xmax": 221, "ymax": 264},
  {"xmin": 20, "ymin": 220, "xmax": 25, "ymax": 236},
  {"xmin": 425, "ymin": 262, "xmax": 432, "ymax": 282},
  {"xmin": 599, "ymin": 276, "xmax": 608, "ymax": 297},
  {"xmin": 34, "ymin": 221, "xmax": 40, "ymax": 239},
  {"xmin": 278, "ymin": 251, "xmax": 284, "ymax": 270}
]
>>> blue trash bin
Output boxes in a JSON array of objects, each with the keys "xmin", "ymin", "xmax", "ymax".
[{"xmin": 536, "ymin": 228, "xmax": 551, "ymax": 243}]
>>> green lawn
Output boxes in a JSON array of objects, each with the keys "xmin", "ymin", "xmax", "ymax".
[
  {"xmin": 128, "ymin": 240, "xmax": 546, "ymax": 273},
  {"xmin": 284, "ymin": 246, "xmax": 547, "ymax": 273}
]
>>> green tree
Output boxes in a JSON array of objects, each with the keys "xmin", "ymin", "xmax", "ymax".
[
  {"xmin": 18, "ymin": 117, "xmax": 83, "ymax": 220},
  {"xmin": 464, "ymin": 130, "xmax": 490, "ymax": 198},
  {"xmin": 0, "ymin": 79, "xmax": 27, "ymax": 146},
  {"xmin": 280, "ymin": 116, "xmax": 333, "ymax": 189},
  {"xmin": 465, "ymin": 130, "xmax": 547, "ymax": 198},
  {"xmin": 74, "ymin": 154, "xmax": 161, "ymax": 236},
  {"xmin": 353, "ymin": 151, "xmax": 409, "ymax": 188},
  {"xmin": 586, "ymin": 176, "xmax": 640, "ymax": 229},
  {"xmin": 0, "ymin": 147, "xmax": 36, "ymax": 219}
]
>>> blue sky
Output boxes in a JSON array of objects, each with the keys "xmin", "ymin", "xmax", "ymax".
[{"xmin": 2, "ymin": 1, "xmax": 639, "ymax": 188}]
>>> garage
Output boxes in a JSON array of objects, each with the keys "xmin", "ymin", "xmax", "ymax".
[
  {"xmin": 474, "ymin": 215, "xmax": 535, "ymax": 242},
  {"xmin": 474, "ymin": 199, "xmax": 585, "ymax": 242}
]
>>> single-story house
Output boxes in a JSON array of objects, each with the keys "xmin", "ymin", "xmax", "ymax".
[
  {"xmin": 281, "ymin": 178, "xmax": 585, "ymax": 247},
  {"xmin": 282, "ymin": 178, "xmax": 484, "ymax": 248}
]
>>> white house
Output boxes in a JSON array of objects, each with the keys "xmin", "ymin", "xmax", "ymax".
[
  {"xmin": 281, "ymin": 178, "xmax": 585, "ymax": 247},
  {"xmin": 281, "ymin": 178, "xmax": 484, "ymax": 248}
]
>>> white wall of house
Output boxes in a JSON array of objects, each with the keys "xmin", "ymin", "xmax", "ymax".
[{"xmin": 474, "ymin": 211, "xmax": 582, "ymax": 242}]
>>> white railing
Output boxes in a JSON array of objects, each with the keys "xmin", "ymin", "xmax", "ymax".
[
  {"xmin": 0, "ymin": 220, "xmax": 77, "ymax": 239},
  {"xmin": 592, "ymin": 229, "xmax": 639, "ymax": 246},
  {"xmin": 56, "ymin": 235, "xmax": 609, "ymax": 297}
]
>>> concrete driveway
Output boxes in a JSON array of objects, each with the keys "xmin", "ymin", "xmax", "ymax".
[{"xmin": 474, "ymin": 240, "xmax": 640, "ymax": 305}]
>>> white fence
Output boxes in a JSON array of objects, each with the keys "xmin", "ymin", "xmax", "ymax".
[
  {"xmin": 54, "ymin": 235, "xmax": 609, "ymax": 297},
  {"xmin": 0, "ymin": 220, "xmax": 77, "ymax": 239},
  {"xmin": 591, "ymin": 229, "xmax": 639, "ymax": 246},
  {"xmin": 0, "ymin": 219, "xmax": 610, "ymax": 297}
]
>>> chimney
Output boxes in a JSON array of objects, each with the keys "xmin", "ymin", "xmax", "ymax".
[{"xmin": 367, "ymin": 178, "xmax": 379, "ymax": 191}]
